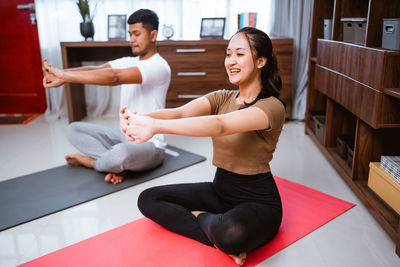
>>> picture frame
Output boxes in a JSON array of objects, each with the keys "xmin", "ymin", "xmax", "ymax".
[
  {"xmin": 200, "ymin": 17, "xmax": 226, "ymax": 39},
  {"xmin": 108, "ymin": 14, "xmax": 127, "ymax": 40}
]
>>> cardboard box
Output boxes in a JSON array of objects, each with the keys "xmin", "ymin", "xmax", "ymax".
[
  {"xmin": 347, "ymin": 143, "xmax": 354, "ymax": 168},
  {"xmin": 314, "ymin": 115, "xmax": 326, "ymax": 145},
  {"xmin": 341, "ymin": 18, "xmax": 367, "ymax": 45},
  {"xmin": 324, "ymin": 19, "xmax": 332, "ymax": 40},
  {"xmin": 368, "ymin": 162, "xmax": 400, "ymax": 214},
  {"xmin": 308, "ymin": 110, "xmax": 324, "ymax": 134},
  {"xmin": 382, "ymin": 19, "xmax": 400, "ymax": 50},
  {"xmin": 336, "ymin": 134, "xmax": 354, "ymax": 160}
]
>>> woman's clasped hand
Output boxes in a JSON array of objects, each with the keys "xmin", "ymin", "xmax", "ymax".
[{"xmin": 120, "ymin": 106, "xmax": 154, "ymax": 144}]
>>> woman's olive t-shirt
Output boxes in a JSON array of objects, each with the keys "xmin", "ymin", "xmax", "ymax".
[{"xmin": 205, "ymin": 89, "xmax": 285, "ymax": 175}]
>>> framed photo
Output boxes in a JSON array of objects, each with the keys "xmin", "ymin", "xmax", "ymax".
[
  {"xmin": 200, "ymin": 17, "xmax": 226, "ymax": 39},
  {"xmin": 108, "ymin": 14, "xmax": 127, "ymax": 40}
]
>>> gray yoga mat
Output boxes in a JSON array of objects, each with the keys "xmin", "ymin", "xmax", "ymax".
[{"xmin": 0, "ymin": 146, "xmax": 206, "ymax": 231}]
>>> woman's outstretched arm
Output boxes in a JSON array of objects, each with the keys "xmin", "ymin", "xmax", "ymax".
[{"xmin": 120, "ymin": 102, "xmax": 270, "ymax": 143}]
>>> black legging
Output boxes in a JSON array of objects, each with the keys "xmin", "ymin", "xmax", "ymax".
[{"xmin": 138, "ymin": 168, "xmax": 282, "ymax": 255}]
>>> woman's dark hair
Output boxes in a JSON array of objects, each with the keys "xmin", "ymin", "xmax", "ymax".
[
  {"xmin": 234, "ymin": 27, "xmax": 284, "ymax": 107},
  {"xmin": 127, "ymin": 9, "xmax": 159, "ymax": 31}
]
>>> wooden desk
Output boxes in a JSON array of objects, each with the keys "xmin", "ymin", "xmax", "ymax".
[{"xmin": 61, "ymin": 39, "xmax": 293, "ymax": 122}]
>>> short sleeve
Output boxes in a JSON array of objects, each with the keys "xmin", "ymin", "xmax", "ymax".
[
  {"xmin": 204, "ymin": 90, "xmax": 219, "ymax": 115},
  {"xmin": 204, "ymin": 89, "xmax": 236, "ymax": 115},
  {"xmin": 253, "ymin": 97, "xmax": 285, "ymax": 131},
  {"xmin": 136, "ymin": 55, "xmax": 171, "ymax": 86},
  {"xmin": 108, "ymin": 57, "xmax": 135, "ymax": 69}
]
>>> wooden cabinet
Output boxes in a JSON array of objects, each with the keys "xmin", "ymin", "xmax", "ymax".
[
  {"xmin": 306, "ymin": 0, "xmax": 400, "ymax": 256},
  {"xmin": 61, "ymin": 38, "xmax": 293, "ymax": 122},
  {"xmin": 158, "ymin": 39, "xmax": 293, "ymax": 118},
  {"xmin": 157, "ymin": 40, "xmax": 234, "ymax": 108},
  {"xmin": 315, "ymin": 40, "xmax": 400, "ymax": 128}
]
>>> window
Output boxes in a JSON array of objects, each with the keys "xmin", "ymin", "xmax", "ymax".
[{"xmin": 37, "ymin": 0, "xmax": 273, "ymax": 42}]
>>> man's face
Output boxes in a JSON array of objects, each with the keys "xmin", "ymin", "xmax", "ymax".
[{"xmin": 128, "ymin": 23, "xmax": 155, "ymax": 56}]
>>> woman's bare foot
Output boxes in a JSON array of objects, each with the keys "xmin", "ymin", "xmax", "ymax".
[
  {"xmin": 191, "ymin": 210, "xmax": 206, "ymax": 217},
  {"xmin": 229, "ymin": 252, "xmax": 247, "ymax": 266},
  {"xmin": 65, "ymin": 154, "xmax": 95, "ymax": 169},
  {"xmin": 104, "ymin": 172, "xmax": 127, "ymax": 184}
]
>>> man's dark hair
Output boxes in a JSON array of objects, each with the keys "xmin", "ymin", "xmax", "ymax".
[{"xmin": 127, "ymin": 9, "xmax": 159, "ymax": 31}]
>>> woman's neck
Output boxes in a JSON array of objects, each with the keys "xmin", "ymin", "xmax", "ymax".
[{"xmin": 236, "ymin": 78, "xmax": 262, "ymax": 104}]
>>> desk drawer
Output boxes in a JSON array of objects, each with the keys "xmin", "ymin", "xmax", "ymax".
[
  {"xmin": 160, "ymin": 42, "xmax": 229, "ymax": 108},
  {"xmin": 158, "ymin": 45, "xmax": 226, "ymax": 64},
  {"xmin": 167, "ymin": 70, "xmax": 227, "ymax": 101},
  {"xmin": 167, "ymin": 87, "xmax": 224, "ymax": 102},
  {"xmin": 171, "ymin": 66, "xmax": 226, "ymax": 84}
]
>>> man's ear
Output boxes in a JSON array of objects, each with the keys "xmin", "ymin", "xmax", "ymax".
[
  {"xmin": 257, "ymin": 57, "xmax": 267, "ymax": 69},
  {"xmin": 150, "ymin": 30, "xmax": 158, "ymax": 42}
]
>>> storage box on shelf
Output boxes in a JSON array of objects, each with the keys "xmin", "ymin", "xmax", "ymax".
[
  {"xmin": 324, "ymin": 19, "xmax": 333, "ymax": 40},
  {"xmin": 308, "ymin": 110, "xmax": 325, "ymax": 134},
  {"xmin": 382, "ymin": 19, "xmax": 400, "ymax": 51},
  {"xmin": 336, "ymin": 134, "xmax": 354, "ymax": 160},
  {"xmin": 314, "ymin": 115, "xmax": 326, "ymax": 145},
  {"xmin": 346, "ymin": 143, "xmax": 354, "ymax": 168},
  {"xmin": 341, "ymin": 18, "xmax": 367, "ymax": 45},
  {"xmin": 368, "ymin": 162, "xmax": 400, "ymax": 214},
  {"xmin": 306, "ymin": 0, "xmax": 400, "ymax": 256}
]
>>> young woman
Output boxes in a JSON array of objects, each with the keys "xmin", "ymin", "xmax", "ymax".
[{"xmin": 120, "ymin": 27, "xmax": 285, "ymax": 265}]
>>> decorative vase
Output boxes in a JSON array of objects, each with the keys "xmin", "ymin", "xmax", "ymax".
[{"xmin": 80, "ymin": 22, "xmax": 94, "ymax": 41}]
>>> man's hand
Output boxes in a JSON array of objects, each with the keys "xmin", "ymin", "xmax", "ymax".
[{"xmin": 42, "ymin": 58, "xmax": 66, "ymax": 88}]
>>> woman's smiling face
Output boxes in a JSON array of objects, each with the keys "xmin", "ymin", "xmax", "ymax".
[{"xmin": 225, "ymin": 32, "xmax": 257, "ymax": 86}]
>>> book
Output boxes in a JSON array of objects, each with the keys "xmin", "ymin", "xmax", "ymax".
[
  {"xmin": 381, "ymin": 156, "xmax": 400, "ymax": 183},
  {"xmin": 238, "ymin": 12, "xmax": 257, "ymax": 29}
]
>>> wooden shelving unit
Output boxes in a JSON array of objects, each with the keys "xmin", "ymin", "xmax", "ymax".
[{"xmin": 306, "ymin": 0, "xmax": 400, "ymax": 256}]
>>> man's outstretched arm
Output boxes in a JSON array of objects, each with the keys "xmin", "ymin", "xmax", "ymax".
[{"xmin": 42, "ymin": 58, "xmax": 142, "ymax": 88}]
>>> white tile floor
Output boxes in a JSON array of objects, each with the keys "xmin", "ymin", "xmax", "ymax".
[{"xmin": 0, "ymin": 115, "xmax": 399, "ymax": 267}]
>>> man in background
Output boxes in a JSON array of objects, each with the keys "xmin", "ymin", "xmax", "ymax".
[{"xmin": 43, "ymin": 9, "xmax": 171, "ymax": 184}]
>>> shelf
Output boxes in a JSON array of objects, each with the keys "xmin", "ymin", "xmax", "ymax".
[
  {"xmin": 306, "ymin": 127, "xmax": 352, "ymax": 179},
  {"xmin": 383, "ymin": 88, "xmax": 400, "ymax": 100},
  {"xmin": 306, "ymin": 126, "xmax": 399, "ymax": 243},
  {"xmin": 326, "ymin": 147, "xmax": 352, "ymax": 178},
  {"xmin": 308, "ymin": 0, "xmax": 400, "ymax": 256},
  {"xmin": 354, "ymin": 181, "xmax": 399, "ymax": 238},
  {"xmin": 314, "ymin": 40, "xmax": 400, "ymax": 129}
]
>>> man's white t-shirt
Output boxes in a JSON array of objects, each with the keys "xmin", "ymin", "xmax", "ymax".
[{"xmin": 109, "ymin": 53, "xmax": 171, "ymax": 149}]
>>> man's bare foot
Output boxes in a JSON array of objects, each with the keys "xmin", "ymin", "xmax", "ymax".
[
  {"xmin": 191, "ymin": 210, "xmax": 206, "ymax": 217},
  {"xmin": 65, "ymin": 154, "xmax": 94, "ymax": 169},
  {"xmin": 229, "ymin": 252, "xmax": 247, "ymax": 266},
  {"xmin": 104, "ymin": 172, "xmax": 127, "ymax": 184}
]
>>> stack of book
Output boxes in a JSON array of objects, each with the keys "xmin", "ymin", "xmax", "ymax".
[
  {"xmin": 381, "ymin": 156, "xmax": 400, "ymax": 183},
  {"xmin": 238, "ymin": 12, "xmax": 257, "ymax": 29}
]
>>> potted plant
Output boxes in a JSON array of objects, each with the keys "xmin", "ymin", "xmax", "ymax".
[{"xmin": 76, "ymin": 0, "xmax": 97, "ymax": 40}]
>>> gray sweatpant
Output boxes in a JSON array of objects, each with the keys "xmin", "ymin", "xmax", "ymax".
[{"xmin": 66, "ymin": 122, "xmax": 165, "ymax": 173}]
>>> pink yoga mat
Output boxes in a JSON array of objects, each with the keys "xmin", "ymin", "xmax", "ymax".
[{"xmin": 19, "ymin": 177, "xmax": 355, "ymax": 267}]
